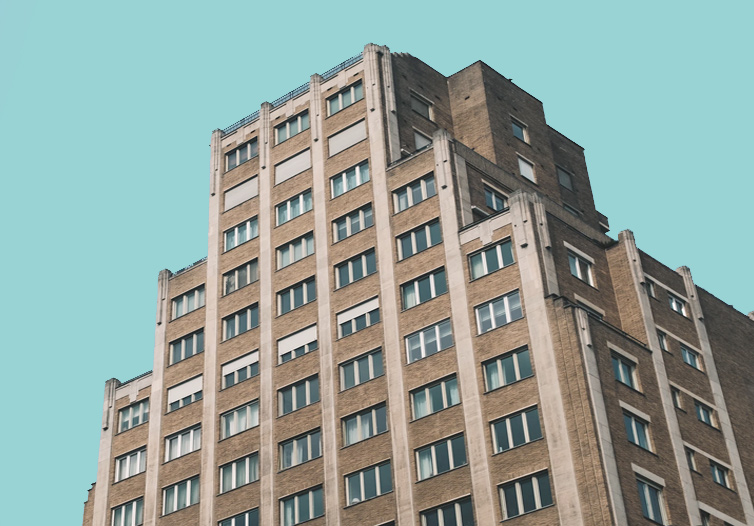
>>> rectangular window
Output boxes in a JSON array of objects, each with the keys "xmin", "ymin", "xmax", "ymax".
[
  {"xmin": 611, "ymin": 354, "xmax": 637, "ymax": 389},
  {"xmin": 331, "ymin": 160, "xmax": 369, "ymax": 198},
  {"xmin": 657, "ymin": 330, "xmax": 668, "ymax": 351},
  {"xmin": 491, "ymin": 407, "xmax": 542, "ymax": 453},
  {"xmin": 671, "ymin": 387, "xmax": 683, "ymax": 409},
  {"xmin": 636, "ymin": 477, "xmax": 666, "ymax": 524},
  {"xmin": 681, "ymin": 345, "xmax": 702, "ymax": 370},
  {"xmin": 280, "ymin": 486, "xmax": 323, "ymax": 526},
  {"xmin": 275, "ymin": 111, "xmax": 309, "ymax": 144},
  {"xmin": 275, "ymin": 149, "xmax": 312, "ymax": 185},
  {"xmin": 335, "ymin": 249, "xmax": 377, "ymax": 288},
  {"xmin": 411, "ymin": 376, "xmax": 460, "ymax": 419},
  {"xmin": 220, "ymin": 508, "xmax": 259, "ymax": 526},
  {"xmin": 169, "ymin": 330, "xmax": 204, "ymax": 365},
  {"xmin": 337, "ymin": 297, "xmax": 380, "ymax": 338},
  {"xmin": 279, "ymin": 376, "xmax": 319, "ymax": 416},
  {"xmin": 277, "ymin": 232, "xmax": 314, "ymax": 269},
  {"xmin": 410, "ymin": 92, "xmax": 432, "ymax": 120},
  {"xmin": 397, "ymin": 219, "xmax": 442, "ymax": 260},
  {"xmin": 483, "ymin": 347, "xmax": 533, "ymax": 391},
  {"xmin": 421, "ymin": 497, "xmax": 473, "ymax": 526},
  {"xmin": 340, "ymin": 348, "xmax": 383, "ymax": 390},
  {"xmin": 328, "ymin": 81, "xmax": 363, "ymax": 115},
  {"xmin": 557, "ymin": 166, "xmax": 574, "ymax": 191},
  {"xmin": 393, "ymin": 173, "xmax": 436, "ymax": 212},
  {"xmin": 624, "ymin": 412, "xmax": 651, "ymax": 451},
  {"xmin": 346, "ymin": 461, "xmax": 392, "ymax": 506},
  {"xmin": 511, "ymin": 118, "xmax": 528, "ymax": 142},
  {"xmin": 223, "ymin": 259, "xmax": 258, "ymax": 296},
  {"xmin": 518, "ymin": 156, "xmax": 535, "ymax": 182},
  {"xmin": 695, "ymin": 400, "xmax": 715, "ymax": 427},
  {"xmin": 333, "ymin": 204, "xmax": 373, "ymax": 242},
  {"xmin": 484, "ymin": 185, "xmax": 508, "ymax": 212},
  {"xmin": 329, "ymin": 120, "xmax": 367, "ymax": 156},
  {"xmin": 119, "ymin": 399, "xmax": 149, "ymax": 432},
  {"xmin": 112, "ymin": 498, "xmax": 144, "ymax": 526},
  {"xmin": 221, "ymin": 401, "xmax": 259, "ymax": 439},
  {"xmin": 224, "ymin": 176, "xmax": 259, "ymax": 212},
  {"xmin": 416, "ymin": 435, "xmax": 467, "ymax": 480},
  {"xmin": 500, "ymin": 471, "xmax": 553, "ymax": 519},
  {"xmin": 568, "ymin": 251, "xmax": 594, "ymax": 286},
  {"xmin": 167, "ymin": 376, "xmax": 202, "ymax": 412},
  {"xmin": 645, "ymin": 278, "xmax": 656, "ymax": 298},
  {"xmin": 280, "ymin": 429, "xmax": 322, "ymax": 470},
  {"xmin": 222, "ymin": 351, "xmax": 259, "ymax": 389},
  {"xmin": 343, "ymin": 403, "xmax": 388, "ymax": 446},
  {"xmin": 163, "ymin": 476, "xmax": 199, "ymax": 515},
  {"xmin": 278, "ymin": 325, "xmax": 318, "ymax": 364},
  {"xmin": 469, "ymin": 239, "xmax": 514, "ymax": 279},
  {"xmin": 276, "ymin": 190, "xmax": 312, "ymax": 226},
  {"xmin": 401, "ymin": 267, "xmax": 447, "ymax": 309},
  {"xmin": 414, "ymin": 130, "xmax": 432, "ymax": 149},
  {"xmin": 165, "ymin": 425, "xmax": 201, "ymax": 462},
  {"xmin": 668, "ymin": 292, "xmax": 688, "ymax": 316},
  {"xmin": 475, "ymin": 290, "xmax": 523, "ymax": 333},
  {"xmin": 224, "ymin": 217, "xmax": 259, "ymax": 251},
  {"xmin": 710, "ymin": 461, "xmax": 731, "ymax": 488},
  {"xmin": 685, "ymin": 447, "xmax": 697, "ymax": 471},
  {"xmin": 115, "ymin": 447, "xmax": 146, "ymax": 482},
  {"xmin": 406, "ymin": 319, "xmax": 453, "ymax": 363},
  {"xmin": 222, "ymin": 304, "xmax": 259, "ymax": 341},
  {"xmin": 701, "ymin": 511, "xmax": 711, "ymax": 526},
  {"xmin": 172, "ymin": 286, "xmax": 205, "ymax": 319},
  {"xmin": 278, "ymin": 277, "xmax": 316, "ymax": 315},
  {"xmin": 220, "ymin": 453, "xmax": 259, "ymax": 493},
  {"xmin": 225, "ymin": 139, "xmax": 258, "ymax": 172}
]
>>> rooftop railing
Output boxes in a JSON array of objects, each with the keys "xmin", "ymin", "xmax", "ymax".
[{"xmin": 172, "ymin": 256, "xmax": 207, "ymax": 277}]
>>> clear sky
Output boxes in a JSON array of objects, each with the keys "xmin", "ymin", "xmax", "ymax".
[{"xmin": 1, "ymin": 0, "xmax": 751, "ymax": 523}]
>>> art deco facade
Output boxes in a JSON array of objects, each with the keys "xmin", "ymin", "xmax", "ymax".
[{"xmin": 83, "ymin": 44, "xmax": 754, "ymax": 526}]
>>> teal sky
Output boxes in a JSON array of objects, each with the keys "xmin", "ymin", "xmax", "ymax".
[{"xmin": 1, "ymin": 1, "xmax": 751, "ymax": 522}]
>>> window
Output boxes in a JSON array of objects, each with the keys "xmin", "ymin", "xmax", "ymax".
[
  {"xmin": 475, "ymin": 290, "xmax": 523, "ymax": 333},
  {"xmin": 277, "ymin": 232, "xmax": 314, "ymax": 269},
  {"xmin": 557, "ymin": 166, "xmax": 574, "ymax": 191},
  {"xmin": 222, "ymin": 304, "xmax": 259, "ymax": 341},
  {"xmin": 167, "ymin": 376, "xmax": 202, "ymax": 412},
  {"xmin": 668, "ymin": 292, "xmax": 688, "ymax": 316},
  {"xmin": 701, "ymin": 511, "xmax": 711, "ymax": 526},
  {"xmin": 636, "ymin": 477, "xmax": 666, "ymax": 524},
  {"xmin": 695, "ymin": 400, "xmax": 715, "ymax": 426},
  {"xmin": 220, "ymin": 453, "xmax": 259, "ymax": 493},
  {"xmin": 280, "ymin": 486, "xmax": 323, "ymax": 526},
  {"xmin": 518, "ymin": 156, "xmax": 535, "ymax": 182},
  {"xmin": 278, "ymin": 277, "xmax": 316, "ymax": 315},
  {"xmin": 685, "ymin": 447, "xmax": 697, "ymax": 471},
  {"xmin": 421, "ymin": 497, "xmax": 474, "ymax": 526},
  {"xmin": 671, "ymin": 387, "xmax": 683, "ymax": 409},
  {"xmin": 278, "ymin": 325, "xmax": 318, "ymax": 364},
  {"xmin": 112, "ymin": 498, "xmax": 143, "ymax": 526},
  {"xmin": 645, "ymin": 278, "xmax": 656, "ymax": 298},
  {"xmin": 341, "ymin": 348, "xmax": 383, "ymax": 390},
  {"xmin": 226, "ymin": 139, "xmax": 258, "ymax": 171},
  {"xmin": 657, "ymin": 330, "xmax": 668, "ymax": 351},
  {"xmin": 393, "ymin": 173, "xmax": 436, "ymax": 212},
  {"xmin": 484, "ymin": 185, "xmax": 508, "ymax": 212},
  {"xmin": 337, "ymin": 297, "xmax": 380, "ymax": 337},
  {"xmin": 280, "ymin": 429, "xmax": 321, "ymax": 470},
  {"xmin": 222, "ymin": 351, "xmax": 259, "ymax": 388},
  {"xmin": 511, "ymin": 118, "xmax": 528, "ymax": 142},
  {"xmin": 491, "ymin": 407, "xmax": 542, "ymax": 453},
  {"xmin": 343, "ymin": 403, "xmax": 388, "ymax": 446},
  {"xmin": 401, "ymin": 268, "xmax": 447, "ymax": 309},
  {"xmin": 483, "ymin": 346, "xmax": 533, "ymax": 391},
  {"xmin": 223, "ymin": 259, "xmax": 258, "ymax": 296},
  {"xmin": 329, "ymin": 120, "xmax": 367, "ymax": 156},
  {"xmin": 335, "ymin": 250, "xmax": 377, "ymax": 288},
  {"xmin": 224, "ymin": 217, "xmax": 259, "ymax": 251},
  {"xmin": 346, "ymin": 462, "xmax": 392, "ymax": 505},
  {"xmin": 568, "ymin": 251, "xmax": 594, "ymax": 286},
  {"xmin": 165, "ymin": 425, "xmax": 201, "ymax": 462},
  {"xmin": 169, "ymin": 330, "xmax": 204, "ymax": 365},
  {"xmin": 221, "ymin": 401, "xmax": 259, "ymax": 439},
  {"xmin": 328, "ymin": 81, "xmax": 363, "ymax": 115},
  {"xmin": 681, "ymin": 345, "xmax": 702, "ymax": 370},
  {"xmin": 611, "ymin": 354, "xmax": 637, "ymax": 389},
  {"xmin": 333, "ymin": 204, "xmax": 373, "ymax": 241},
  {"xmin": 115, "ymin": 447, "xmax": 146, "ymax": 482},
  {"xmin": 163, "ymin": 476, "xmax": 199, "ymax": 515},
  {"xmin": 279, "ymin": 376, "xmax": 319, "ymax": 416},
  {"xmin": 119, "ymin": 400, "xmax": 149, "ymax": 432},
  {"xmin": 331, "ymin": 160, "xmax": 369, "ymax": 198},
  {"xmin": 275, "ymin": 149, "xmax": 311, "ymax": 184},
  {"xmin": 710, "ymin": 461, "xmax": 731, "ymax": 488},
  {"xmin": 406, "ymin": 319, "xmax": 453, "ymax": 363},
  {"xmin": 416, "ymin": 435, "xmax": 466, "ymax": 480},
  {"xmin": 624, "ymin": 412, "xmax": 651, "ymax": 451},
  {"xmin": 500, "ymin": 471, "xmax": 553, "ymax": 519},
  {"xmin": 277, "ymin": 190, "xmax": 312, "ymax": 226},
  {"xmin": 397, "ymin": 220, "xmax": 442, "ymax": 260},
  {"xmin": 220, "ymin": 508, "xmax": 259, "ymax": 526},
  {"xmin": 411, "ymin": 376, "xmax": 460, "ymax": 419},
  {"xmin": 224, "ymin": 177, "xmax": 259, "ymax": 212},
  {"xmin": 275, "ymin": 111, "xmax": 309, "ymax": 144},
  {"xmin": 469, "ymin": 239, "xmax": 514, "ymax": 279},
  {"xmin": 414, "ymin": 130, "xmax": 432, "ymax": 149},
  {"xmin": 172, "ymin": 286, "xmax": 205, "ymax": 319},
  {"xmin": 564, "ymin": 203, "xmax": 581, "ymax": 217},
  {"xmin": 410, "ymin": 93, "xmax": 432, "ymax": 120}
]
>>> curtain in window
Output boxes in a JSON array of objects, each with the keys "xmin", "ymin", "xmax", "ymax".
[{"xmin": 418, "ymin": 449, "xmax": 433, "ymax": 479}]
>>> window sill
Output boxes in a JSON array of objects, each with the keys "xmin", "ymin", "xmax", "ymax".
[
  {"xmin": 222, "ymin": 279, "xmax": 259, "ymax": 298},
  {"xmin": 224, "ymin": 155, "xmax": 258, "ymax": 175},
  {"xmin": 341, "ymin": 429, "xmax": 389, "ymax": 450},
  {"xmin": 401, "ymin": 290, "xmax": 448, "ymax": 312},
  {"xmin": 337, "ymin": 320, "xmax": 382, "ymax": 341},
  {"xmin": 223, "ymin": 236, "xmax": 258, "ymax": 254},
  {"xmin": 275, "ymin": 209, "xmax": 313, "ymax": 229},
  {"xmin": 218, "ymin": 479, "xmax": 259, "ymax": 497},
  {"xmin": 115, "ymin": 421, "xmax": 149, "ymax": 436},
  {"xmin": 219, "ymin": 425, "xmax": 259, "ymax": 442},
  {"xmin": 469, "ymin": 260, "xmax": 516, "ymax": 282},
  {"xmin": 406, "ymin": 347, "xmax": 452, "ymax": 367},
  {"xmin": 328, "ymin": 137, "xmax": 368, "ymax": 159},
  {"xmin": 163, "ymin": 449, "xmax": 200, "ymax": 465},
  {"xmin": 220, "ymin": 373, "xmax": 259, "ymax": 391},
  {"xmin": 501, "ymin": 503, "xmax": 555, "ymax": 522},
  {"xmin": 167, "ymin": 350, "xmax": 205, "ymax": 368},
  {"xmin": 411, "ymin": 403, "xmax": 460, "ymax": 423},
  {"xmin": 476, "ymin": 315, "xmax": 526, "ymax": 337},
  {"xmin": 170, "ymin": 305, "xmax": 206, "ymax": 323},
  {"xmin": 415, "ymin": 464, "xmax": 468, "ymax": 483},
  {"xmin": 334, "ymin": 270, "xmax": 378, "ymax": 291},
  {"xmin": 492, "ymin": 436, "xmax": 544, "ymax": 456},
  {"xmin": 339, "ymin": 373, "xmax": 383, "ymax": 393},
  {"xmin": 332, "ymin": 224, "xmax": 373, "ymax": 245},
  {"xmin": 276, "ymin": 252, "xmax": 315, "ymax": 273}
]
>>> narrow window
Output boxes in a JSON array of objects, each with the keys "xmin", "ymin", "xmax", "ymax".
[
  {"xmin": 277, "ymin": 277, "xmax": 316, "ymax": 315},
  {"xmin": 517, "ymin": 156, "xmax": 535, "ymax": 182},
  {"xmin": 511, "ymin": 118, "xmax": 528, "ymax": 143},
  {"xmin": 668, "ymin": 292, "xmax": 688, "ymax": 316},
  {"xmin": 162, "ymin": 476, "xmax": 200, "ymax": 515},
  {"xmin": 335, "ymin": 250, "xmax": 377, "ymax": 288},
  {"xmin": 623, "ymin": 412, "xmax": 651, "ymax": 451},
  {"xmin": 611, "ymin": 354, "xmax": 637, "ymax": 389},
  {"xmin": 276, "ymin": 189, "xmax": 313, "ymax": 226},
  {"xmin": 484, "ymin": 185, "xmax": 508, "ymax": 212},
  {"xmin": 416, "ymin": 435, "xmax": 467, "ymax": 480},
  {"xmin": 331, "ymin": 160, "xmax": 370, "ymax": 198},
  {"xmin": 410, "ymin": 93, "xmax": 432, "ymax": 120},
  {"xmin": 636, "ymin": 477, "xmax": 666, "ymax": 524},
  {"xmin": 568, "ymin": 251, "xmax": 594, "ymax": 286},
  {"xmin": 169, "ymin": 330, "xmax": 204, "ymax": 365},
  {"xmin": 681, "ymin": 345, "xmax": 702, "ymax": 371},
  {"xmin": 483, "ymin": 347, "xmax": 533, "ymax": 391},
  {"xmin": 115, "ymin": 447, "xmax": 147, "ymax": 482},
  {"xmin": 557, "ymin": 166, "xmax": 574, "ymax": 190},
  {"xmin": 111, "ymin": 498, "xmax": 144, "ymax": 526},
  {"xmin": 277, "ymin": 232, "xmax": 314, "ymax": 269},
  {"xmin": 222, "ymin": 304, "xmax": 259, "ymax": 341},
  {"xmin": 172, "ymin": 286, "xmax": 205, "ymax": 319}
]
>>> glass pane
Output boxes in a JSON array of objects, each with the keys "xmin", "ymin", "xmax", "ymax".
[
  {"xmin": 282, "ymin": 389, "xmax": 293, "ymax": 414},
  {"xmin": 363, "ymin": 467, "xmax": 377, "ymax": 499},
  {"xmin": 297, "ymin": 491, "xmax": 309, "ymax": 521},
  {"xmin": 345, "ymin": 416, "xmax": 358, "ymax": 445},
  {"xmin": 429, "ymin": 221, "xmax": 442, "ymax": 245},
  {"xmin": 348, "ymin": 475, "xmax": 361, "ymax": 504},
  {"xmin": 510, "ymin": 413, "xmax": 526, "ymax": 447},
  {"xmin": 343, "ymin": 363, "xmax": 355, "ymax": 389},
  {"xmin": 451, "ymin": 436, "xmax": 466, "ymax": 467},
  {"xmin": 418, "ymin": 448, "xmax": 433, "ymax": 479},
  {"xmin": 411, "ymin": 181, "xmax": 423, "ymax": 205},
  {"xmin": 446, "ymin": 378, "xmax": 460, "ymax": 405},
  {"xmin": 329, "ymin": 98, "xmax": 339, "ymax": 115},
  {"xmin": 354, "ymin": 82, "xmax": 363, "ymax": 101},
  {"xmin": 460, "ymin": 499, "xmax": 474, "ymax": 525},
  {"xmin": 494, "ymin": 421, "xmax": 510, "ymax": 452},
  {"xmin": 310, "ymin": 377, "xmax": 319, "ymax": 402},
  {"xmin": 358, "ymin": 357, "xmax": 370, "ymax": 383},
  {"xmin": 333, "ymin": 176, "xmax": 344, "ymax": 197},
  {"xmin": 365, "ymin": 251, "xmax": 376, "ymax": 274},
  {"xmin": 429, "ymin": 384, "xmax": 444, "ymax": 412},
  {"xmin": 425, "ymin": 175, "xmax": 436, "ymax": 197},
  {"xmin": 441, "ymin": 505, "xmax": 458, "ymax": 526},
  {"xmin": 346, "ymin": 167, "xmax": 357, "ymax": 189},
  {"xmin": 478, "ymin": 306, "xmax": 492, "ymax": 333},
  {"xmin": 413, "ymin": 390, "xmax": 427, "ymax": 418},
  {"xmin": 222, "ymin": 466, "xmax": 232, "ymax": 492},
  {"xmin": 520, "ymin": 478, "xmax": 536, "ymax": 512},
  {"xmin": 293, "ymin": 284, "xmax": 304, "ymax": 307},
  {"xmin": 342, "ymin": 90, "xmax": 351, "ymax": 107},
  {"xmin": 485, "ymin": 248, "xmax": 500, "ymax": 273},
  {"xmin": 485, "ymin": 362, "xmax": 500, "ymax": 390},
  {"xmin": 435, "ymin": 441, "xmax": 450, "ymax": 473},
  {"xmin": 434, "ymin": 270, "xmax": 447, "ymax": 295},
  {"xmin": 295, "ymin": 384, "xmax": 307, "ymax": 409},
  {"xmin": 423, "ymin": 326, "xmax": 438, "ymax": 356},
  {"xmin": 359, "ymin": 162, "xmax": 369, "ymax": 182},
  {"xmin": 400, "ymin": 236, "xmax": 413, "ymax": 259},
  {"xmin": 439, "ymin": 321, "xmax": 453, "ymax": 350},
  {"xmin": 336, "ymin": 219, "xmax": 347, "ymax": 241},
  {"xmin": 375, "ymin": 404, "xmax": 387, "ymax": 433},
  {"xmin": 372, "ymin": 351, "xmax": 383, "ymax": 377},
  {"xmin": 538, "ymin": 472, "xmax": 553, "ymax": 506},
  {"xmin": 352, "ymin": 257, "xmax": 364, "ymax": 280},
  {"xmin": 418, "ymin": 275, "xmax": 432, "ymax": 302},
  {"xmin": 500, "ymin": 241, "xmax": 514, "ymax": 266},
  {"xmin": 493, "ymin": 298, "xmax": 508, "ymax": 327},
  {"xmin": 312, "ymin": 487, "xmax": 323, "ymax": 518},
  {"xmin": 517, "ymin": 349, "xmax": 532, "ymax": 378},
  {"xmin": 526, "ymin": 408, "xmax": 542, "ymax": 440},
  {"xmin": 415, "ymin": 229, "xmax": 428, "ymax": 253},
  {"xmin": 363, "ymin": 206, "xmax": 373, "ymax": 227},
  {"xmin": 379, "ymin": 463, "xmax": 392, "ymax": 493},
  {"xmin": 177, "ymin": 482, "xmax": 187, "ymax": 509},
  {"xmin": 397, "ymin": 190, "xmax": 408, "ymax": 211},
  {"xmin": 504, "ymin": 485, "xmax": 519, "ymax": 517},
  {"xmin": 361, "ymin": 411, "xmax": 374, "ymax": 438},
  {"xmin": 423, "ymin": 510, "xmax": 439, "ymax": 526},
  {"xmin": 501, "ymin": 355, "xmax": 516, "ymax": 385}
]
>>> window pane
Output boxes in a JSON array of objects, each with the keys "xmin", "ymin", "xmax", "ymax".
[
  {"xmin": 494, "ymin": 421, "xmax": 509, "ymax": 452},
  {"xmin": 526, "ymin": 408, "xmax": 542, "ymax": 440},
  {"xmin": 435, "ymin": 441, "xmax": 450, "ymax": 473},
  {"xmin": 363, "ymin": 468, "xmax": 377, "ymax": 499},
  {"xmin": 510, "ymin": 413, "xmax": 526, "ymax": 447},
  {"xmin": 520, "ymin": 478, "xmax": 536, "ymax": 512}
]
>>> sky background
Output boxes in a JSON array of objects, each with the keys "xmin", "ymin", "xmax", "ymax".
[{"xmin": 1, "ymin": 0, "xmax": 752, "ymax": 523}]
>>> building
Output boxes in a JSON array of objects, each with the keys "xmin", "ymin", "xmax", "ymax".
[{"xmin": 82, "ymin": 44, "xmax": 754, "ymax": 526}]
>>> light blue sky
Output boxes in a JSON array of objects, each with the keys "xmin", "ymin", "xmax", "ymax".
[{"xmin": 1, "ymin": 1, "xmax": 751, "ymax": 522}]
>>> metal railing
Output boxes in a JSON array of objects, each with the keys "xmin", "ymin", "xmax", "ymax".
[
  {"xmin": 321, "ymin": 52, "xmax": 363, "ymax": 81},
  {"xmin": 270, "ymin": 82, "xmax": 310, "ymax": 109}
]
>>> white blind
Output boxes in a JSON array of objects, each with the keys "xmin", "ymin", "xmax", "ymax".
[
  {"xmin": 328, "ymin": 120, "xmax": 366, "ymax": 157},
  {"xmin": 224, "ymin": 177, "xmax": 258, "ymax": 211},
  {"xmin": 278, "ymin": 325, "xmax": 317, "ymax": 359},
  {"xmin": 221, "ymin": 351, "xmax": 259, "ymax": 376},
  {"xmin": 337, "ymin": 297, "xmax": 379, "ymax": 325},
  {"xmin": 275, "ymin": 149, "xmax": 311, "ymax": 185},
  {"xmin": 167, "ymin": 376, "xmax": 203, "ymax": 405}
]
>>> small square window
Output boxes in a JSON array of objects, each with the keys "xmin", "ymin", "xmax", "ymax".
[
  {"xmin": 518, "ymin": 156, "xmax": 535, "ymax": 182},
  {"xmin": 557, "ymin": 167, "xmax": 574, "ymax": 191},
  {"xmin": 568, "ymin": 251, "xmax": 594, "ymax": 286},
  {"xmin": 410, "ymin": 93, "xmax": 432, "ymax": 120}
]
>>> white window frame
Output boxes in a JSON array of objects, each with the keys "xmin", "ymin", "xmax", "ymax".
[
  {"xmin": 279, "ymin": 376, "xmax": 319, "ymax": 416},
  {"xmin": 491, "ymin": 406, "xmax": 542, "ymax": 453},
  {"xmin": 475, "ymin": 290, "xmax": 523, "ymax": 334},
  {"xmin": 611, "ymin": 353, "xmax": 638, "ymax": 389},
  {"xmin": 645, "ymin": 278, "xmax": 657, "ymax": 298},
  {"xmin": 483, "ymin": 184, "xmax": 508, "ymax": 212},
  {"xmin": 668, "ymin": 292, "xmax": 688, "ymax": 316},
  {"xmin": 623, "ymin": 410, "xmax": 652, "ymax": 451},
  {"xmin": 223, "ymin": 259, "xmax": 258, "ymax": 296},
  {"xmin": 327, "ymin": 80, "xmax": 363, "ymax": 115},
  {"xmin": 277, "ymin": 277, "xmax": 316, "ymax": 315},
  {"xmin": 346, "ymin": 461, "xmax": 392, "ymax": 506},
  {"xmin": 111, "ymin": 498, "xmax": 144, "ymax": 526},
  {"xmin": 222, "ymin": 304, "xmax": 259, "ymax": 341},
  {"xmin": 681, "ymin": 345, "xmax": 702, "ymax": 371},
  {"xmin": 416, "ymin": 434, "xmax": 467, "ymax": 480},
  {"xmin": 224, "ymin": 217, "xmax": 259, "ymax": 251},
  {"xmin": 277, "ymin": 232, "xmax": 314, "ymax": 269},
  {"xmin": 220, "ymin": 401, "xmax": 259, "ymax": 439},
  {"xmin": 657, "ymin": 330, "xmax": 668, "ymax": 351},
  {"xmin": 397, "ymin": 219, "xmax": 442, "ymax": 260},
  {"xmin": 340, "ymin": 348, "xmax": 383, "ymax": 390},
  {"xmin": 275, "ymin": 111, "xmax": 309, "ymax": 144},
  {"xmin": 420, "ymin": 497, "xmax": 473, "ymax": 526},
  {"xmin": 695, "ymin": 399, "xmax": 715, "ymax": 427},
  {"xmin": 280, "ymin": 428, "xmax": 322, "ymax": 470},
  {"xmin": 167, "ymin": 376, "xmax": 203, "ymax": 413},
  {"xmin": 342, "ymin": 403, "xmax": 388, "ymax": 446},
  {"xmin": 119, "ymin": 399, "xmax": 149, "ymax": 433},
  {"xmin": 219, "ymin": 508, "xmax": 259, "ymax": 526},
  {"xmin": 169, "ymin": 329, "xmax": 204, "ymax": 365},
  {"xmin": 636, "ymin": 475, "xmax": 667, "ymax": 525},
  {"xmin": 405, "ymin": 319, "xmax": 453, "ymax": 363},
  {"xmin": 410, "ymin": 91, "xmax": 433, "ymax": 120},
  {"xmin": 330, "ymin": 160, "xmax": 369, "ymax": 198},
  {"xmin": 483, "ymin": 346, "xmax": 533, "ymax": 391},
  {"xmin": 172, "ymin": 285, "xmax": 205, "ymax": 319},
  {"xmin": 414, "ymin": 129, "xmax": 432, "ymax": 150},
  {"xmin": 556, "ymin": 166, "xmax": 574, "ymax": 190},
  {"xmin": 280, "ymin": 486, "xmax": 323, "ymax": 526},
  {"xmin": 393, "ymin": 173, "xmax": 436, "ymax": 213},
  {"xmin": 565, "ymin": 243, "xmax": 595, "ymax": 286},
  {"xmin": 162, "ymin": 476, "xmax": 199, "ymax": 515},
  {"xmin": 400, "ymin": 267, "xmax": 447, "ymax": 310},
  {"xmin": 469, "ymin": 239, "xmax": 514, "ymax": 280},
  {"xmin": 411, "ymin": 376, "xmax": 460, "ymax": 419},
  {"xmin": 710, "ymin": 461, "xmax": 731, "ymax": 488},
  {"xmin": 671, "ymin": 387, "xmax": 683, "ymax": 409},
  {"xmin": 499, "ymin": 471, "xmax": 553, "ymax": 519},
  {"xmin": 225, "ymin": 139, "xmax": 258, "ymax": 172},
  {"xmin": 219, "ymin": 452, "xmax": 259, "ymax": 493},
  {"xmin": 221, "ymin": 351, "xmax": 260, "ymax": 388},
  {"xmin": 333, "ymin": 203, "xmax": 373, "ymax": 242},
  {"xmin": 337, "ymin": 297, "xmax": 380, "ymax": 338},
  {"xmin": 165, "ymin": 424, "xmax": 201, "ymax": 462},
  {"xmin": 517, "ymin": 155, "xmax": 536, "ymax": 182},
  {"xmin": 335, "ymin": 249, "xmax": 377, "ymax": 288},
  {"xmin": 276, "ymin": 189, "xmax": 312, "ymax": 226},
  {"xmin": 685, "ymin": 447, "xmax": 697, "ymax": 471},
  {"xmin": 115, "ymin": 447, "xmax": 147, "ymax": 482},
  {"xmin": 511, "ymin": 117, "xmax": 529, "ymax": 143}
]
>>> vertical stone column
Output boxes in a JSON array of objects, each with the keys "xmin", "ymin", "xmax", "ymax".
[{"xmin": 92, "ymin": 378, "xmax": 118, "ymax": 526}]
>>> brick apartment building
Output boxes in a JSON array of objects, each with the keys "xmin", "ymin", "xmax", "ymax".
[{"xmin": 82, "ymin": 44, "xmax": 754, "ymax": 526}]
